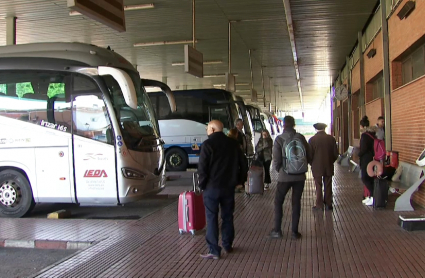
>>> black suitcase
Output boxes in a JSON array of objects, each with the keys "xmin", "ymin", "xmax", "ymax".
[{"xmin": 373, "ymin": 178, "xmax": 389, "ymax": 209}]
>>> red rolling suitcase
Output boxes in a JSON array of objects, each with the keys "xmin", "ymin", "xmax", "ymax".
[{"xmin": 178, "ymin": 172, "xmax": 206, "ymax": 235}]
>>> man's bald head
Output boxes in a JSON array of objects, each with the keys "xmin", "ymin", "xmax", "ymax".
[{"xmin": 207, "ymin": 120, "xmax": 224, "ymax": 135}]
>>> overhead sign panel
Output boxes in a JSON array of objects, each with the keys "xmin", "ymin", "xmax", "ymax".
[
  {"xmin": 225, "ymin": 73, "xmax": 235, "ymax": 92},
  {"xmin": 251, "ymin": 89, "xmax": 257, "ymax": 102},
  {"xmin": 184, "ymin": 45, "xmax": 203, "ymax": 78},
  {"xmin": 67, "ymin": 0, "xmax": 126, "ymax": 32}
]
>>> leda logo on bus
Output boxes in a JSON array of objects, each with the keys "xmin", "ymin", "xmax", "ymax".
[
  {"xmin": 84, "ymin": 170, "xmax": 108, "ymax": 178},
  {"xmin": 40, "ymin": 120, "xmax": 67, "ymax": 132}
]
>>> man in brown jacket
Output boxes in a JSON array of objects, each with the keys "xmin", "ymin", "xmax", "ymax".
[{"xmin": 308, "ymin": 123, "xmax": 339, "ymax": 211}]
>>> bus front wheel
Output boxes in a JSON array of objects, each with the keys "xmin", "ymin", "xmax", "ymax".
[
  {"xmin": 165, "ymin": 148, "xmax": 188, "ymax": 172},
  {"xmin": 0, "ymin": 170, "xmax": 35, "ymax": 218}
]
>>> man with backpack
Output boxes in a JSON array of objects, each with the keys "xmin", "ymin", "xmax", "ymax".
[{"xmin": 269, "ymin": 116, "xmax": 311, "ymax": 240}]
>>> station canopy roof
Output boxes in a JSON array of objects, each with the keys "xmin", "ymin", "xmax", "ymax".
[{"xmin": 0, "ymin": 0, "xmax": 378, "ymax": 113}]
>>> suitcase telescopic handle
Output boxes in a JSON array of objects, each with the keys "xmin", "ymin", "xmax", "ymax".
[{"xmin": 193, "ymin": 172, "xmax": 201, "ymax": 195}]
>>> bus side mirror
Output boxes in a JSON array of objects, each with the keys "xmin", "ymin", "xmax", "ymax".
[{"xmin": 98, "ymin": 66, "xmax": 137, "ymax": 109}]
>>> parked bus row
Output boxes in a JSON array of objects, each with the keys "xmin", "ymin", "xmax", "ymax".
[{"xmin": 0, "ymin": 42, "xmax": 282, "ymax": 217}]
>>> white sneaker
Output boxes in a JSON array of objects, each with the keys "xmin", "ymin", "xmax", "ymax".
[
  {"xmin": 365, "ymin": 197, "xmax": 374, "ymax": 206},
  {"xmin": 362, "ymin": 197, "xmax": 370, "ymax": 204}
]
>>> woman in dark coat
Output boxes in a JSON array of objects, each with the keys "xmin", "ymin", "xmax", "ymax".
[
  {"xmin": 255, "ymin": 129, "xmax": 273, "ymax": 190},
  {"xmin": 358, "ymin": 116, "xmax": 377, "ymax": 206}
]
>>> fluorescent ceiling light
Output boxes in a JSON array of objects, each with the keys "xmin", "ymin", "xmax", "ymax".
[
  {"xmin": 213, "ymin": 83, "xmax": 247, "ymax": 87},
  {"xmin": 134, "ymin": 40, "xmax": 197, "ymax": 47},
  {"xmin": 172, "ymin": 60, "xmax": 222, "ymax": 66},
  {"xmin": 204, "ymin": 73, "xmax": 239, "ymax": 78},
  {"xmin": 70, "ymin": 4, "xmax": 154, "ymax": 16}
]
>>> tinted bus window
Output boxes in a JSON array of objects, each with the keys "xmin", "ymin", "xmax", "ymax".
[{"xmin": 0, "ymin": 71, "xmax": 71, "ymax": 133}]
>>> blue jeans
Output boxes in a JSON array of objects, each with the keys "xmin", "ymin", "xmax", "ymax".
[{"xmin": 203, "ymin": 187, "xmax": 235, "ymax": 256}]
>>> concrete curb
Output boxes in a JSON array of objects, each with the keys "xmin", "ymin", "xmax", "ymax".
[{"xmin": 0, "ymin": 239, "xmax": 94, "ymax": 250}]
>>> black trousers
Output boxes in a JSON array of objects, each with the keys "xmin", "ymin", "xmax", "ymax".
[
  {"xmin": 203, "ymin": 187, "xmax": 235, "ymax": 256},
  {"xmin": 263, "ymin": 160, "xmax": 272, "ymax": 184},
  {"xmin": 274, "ymin": 181, "xmax": 305, "ymax": 233}
]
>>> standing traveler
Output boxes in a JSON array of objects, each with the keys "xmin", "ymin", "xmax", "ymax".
[
  {"xmin": 255, "ymin": 129, "xmax": 273, "ymax": 190},
  {"xmin": 269, "ymin": 116, "xmax": 311, "ymax": 240},
  {"xmin": 235, "ymin": 118, "xmax": 247, "ymax": 156},
  {"xmin": 309, "ymin": 123, "xmax": 339, "ymax": 211},
  {"xmin": 358, "ymin": 116, "xmax": 377, "ymax": 206},
  {"xmin": 375, "ymin": 116, "xmax": 385, "ymax": 140},
  {"xmin": 227, "ymin": 128, "xmax": 239, "ymax": 141},
  {"xmin": 198, "ymin": 120, "xmax": 248, "ymax": 260}
]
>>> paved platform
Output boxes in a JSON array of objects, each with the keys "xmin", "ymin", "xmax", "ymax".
[{"xmin": 1, "ymin": 165, "xmax": 425, "ymax": 277}]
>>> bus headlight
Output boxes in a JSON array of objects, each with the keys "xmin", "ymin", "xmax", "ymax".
[{"xmin": 122, "ymin": 168, "xmax": 146, "ymax": 179}]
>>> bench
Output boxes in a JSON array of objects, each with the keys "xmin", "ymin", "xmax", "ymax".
[
  {"xmin": 338, "ymin": 146, "xmax": 354, "ymax": 167},
  {"xmin": 338, "ymin": 146, "xmax": 360, "ymax": 173},
  {"xmin": 349, "ymin": 149, "xmax": 360, "ymax": 174},
  {"xmin": 390, "ymin": 162, "xmax": 425, "ymax": 212}
]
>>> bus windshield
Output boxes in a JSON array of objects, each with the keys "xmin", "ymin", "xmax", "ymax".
[{"xmin": 103, "ymin": 73, "xmax": 160, "ymax": 150}]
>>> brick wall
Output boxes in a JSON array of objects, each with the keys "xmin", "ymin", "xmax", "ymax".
[
  {"xmin": 391, "ymin": 76, "xmax": 425, "ymax": 205},
  {"xmin": 365, "ymin": 98, "xmax": 383, "ymax": 127},
  {"xmin": 389, "ymin": 0, "xmax": 425, "ymax": 206},
  {"xmin": 389, "ymin": 0, "xmax": 425, "ymax": 61},
  {"xmin": 365, "ymin": 83, "xmax": 374, "ymax": 104},
  {"xmin": 364, "ymin": 31, "xmax": 384, "ymax": 83},
  {"xmin": 351, "ymin": 63, "xmax": 360, "ymax": 93}
]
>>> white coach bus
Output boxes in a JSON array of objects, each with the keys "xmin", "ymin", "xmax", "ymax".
[{"xmin": 0, "ymin": 42, "xmax": 174, "ymax": 218}]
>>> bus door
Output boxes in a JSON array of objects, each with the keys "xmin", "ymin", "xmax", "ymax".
[
  {"xmin": 71, "ymin": 85, "xmax": 118, "ymax": 204},
  {"xmin": 32, "ymin": 74, "xmax": 73, "ymax": 203},
  {"xmin": 209, "ymin": 104, "xmax": 231, "ymax": 133}
]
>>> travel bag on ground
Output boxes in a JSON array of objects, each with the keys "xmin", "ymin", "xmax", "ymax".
[
  {"xmin": 373, "ymin": 178, "xmax": 389, "ymax": 209},
  {"xmin": 246, "ymin": 165, "xmax": 264, "ymax": 195},
  {"xmin": 178, "ymin": 172, "xmax": 206, "ymax": 235}
]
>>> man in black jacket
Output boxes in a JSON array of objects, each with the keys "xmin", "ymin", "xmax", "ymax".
[{"xmin": 198, "ymin": 120, "xmax": 248, "ymax": 260}]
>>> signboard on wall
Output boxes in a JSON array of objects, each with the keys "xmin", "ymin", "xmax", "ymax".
[
  {"xmin": 184, "ymin": 45, "xmax": 203, "ymax": 78},
  {"xmin": 67, "ymin": 0, "xmax": 126, "ymax": 32}
]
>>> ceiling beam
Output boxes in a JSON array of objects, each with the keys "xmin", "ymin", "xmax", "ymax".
[{"xmin": 283, "ymin": 0, "xmax": 304, "ymax": 112}]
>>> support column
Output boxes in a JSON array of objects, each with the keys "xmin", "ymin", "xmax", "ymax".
[
  {"xmin": 162, "ymin": 76, "xmax": 167, "ymax": 84},
  {"xmin": 358, "ymin": 31, "xmax": 366, "ymax": 117},
  {"xmin": 6, "ymin": 16, "xmax": 17, "ymax": 45},
  {"xmin": 381, "ymin": 0, "xmax": 392, "ymax": 150},
  {"xmin": 347, "ymin": 57, "xmax": 352, "ymax": 146}
]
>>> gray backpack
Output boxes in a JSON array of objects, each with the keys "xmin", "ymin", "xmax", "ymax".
[{"xmin": 281, "ymin": 132, "xmax": 308, "ymax": 175}]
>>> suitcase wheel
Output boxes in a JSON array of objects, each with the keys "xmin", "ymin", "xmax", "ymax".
[
  {"xmin": 245, "ymin": 192, "xmax": 251, "ymax": 197},
  {"xmin": 179, "ymin": 230, "xmax": 184, "ymax": 235},
  {"xmin": 190, "ymin": 230, "xmax": 195, "ymax": 236}
]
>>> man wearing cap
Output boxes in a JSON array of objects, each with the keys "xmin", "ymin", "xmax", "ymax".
[{"xmin": 308, "ymin": 123, "xmax": 339, "ymax": 211}]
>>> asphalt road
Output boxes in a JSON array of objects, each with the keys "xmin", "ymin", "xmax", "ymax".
[{"xmin": 0, "ymin": 248, "xmax": 77, "ymax": 278}]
